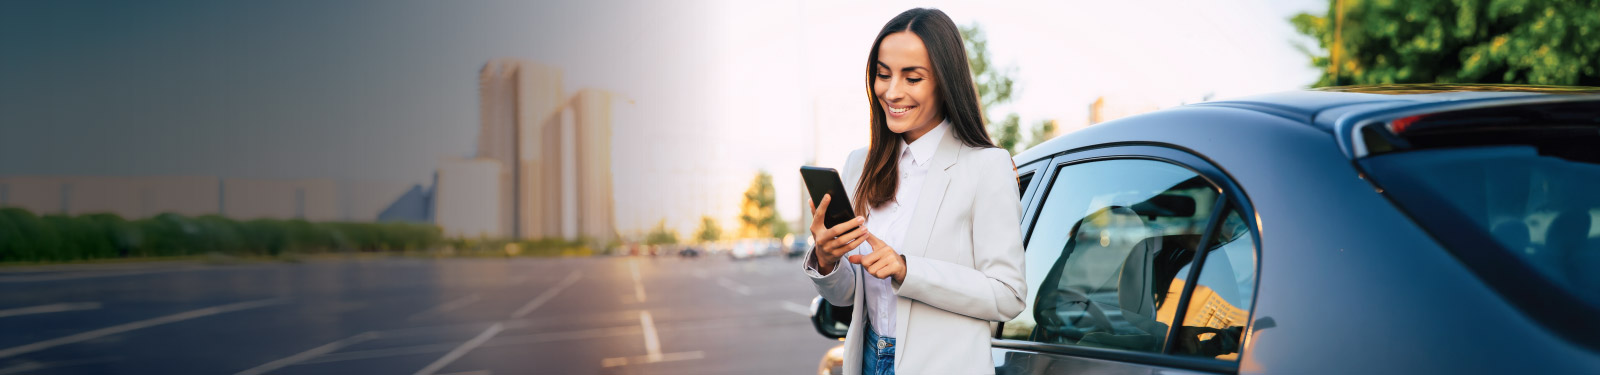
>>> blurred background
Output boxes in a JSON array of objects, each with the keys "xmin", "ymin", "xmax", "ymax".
[{"xmin": 0, "ymin": 0, "xmax": 1595, "ymax": 374}]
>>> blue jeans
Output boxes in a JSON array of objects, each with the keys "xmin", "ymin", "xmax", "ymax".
[{"xmin": 862, "ymin": 320, "xmax": 896, "ymax": 375}]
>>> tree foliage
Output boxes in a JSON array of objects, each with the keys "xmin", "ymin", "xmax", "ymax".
[
  {"xmin": 696, "ymin": 215, "xmax": 722, "ymax": 243},
  {"xmin": 645, "ymin": 219, "xmax": 679, "ymax": 246},
  {"xmin": 961, "ymin": 23, "xmax": 1056, "ymax": 154},
  {"xmin": 1292, "ymin": 0, "xmax": 1600, "ymax": 86},
  {"xmin": 738, "ymin": 170, "xmax": 787, "ymax": 239}
]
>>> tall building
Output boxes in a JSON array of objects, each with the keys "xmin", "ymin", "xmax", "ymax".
[
  {"xmin": 569, "ymin": 89, "xmax": 616, "ymax": 243},
  {"xmin": 466, "ymin": 58, "xmax": 617, "ymax": 244},
  {"xmin": 479, "ymin": 59, "xmax": 565, "ymax": 239}
]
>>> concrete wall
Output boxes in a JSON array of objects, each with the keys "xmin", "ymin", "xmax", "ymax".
[{"xmin": 434, "ymin": 158, "xmax": 503, "ymax": 238}]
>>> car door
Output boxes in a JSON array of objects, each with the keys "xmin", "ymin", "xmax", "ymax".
[{"xmin": 994, "ymin": 145, "xmax": 1260, "ymax": 375}]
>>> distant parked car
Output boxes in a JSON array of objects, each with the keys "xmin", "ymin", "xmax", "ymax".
[
  {"xmin": 808, "ymin": 85, "xmax": 1600, "ymax": 374},
  {"xmin": 787, "ymin": 237, "xmax": 811, "ymax": 259},
  {"xmin": 730, "ymin": 240, "xmax": 758, "ymax": 260},
  {"xmin": 678, "ymin": 247, "xmax": 700, "ymax": 258},
  {"xmin": 764, "ymin": 240, "xmax": 783, "ymax": 258}
]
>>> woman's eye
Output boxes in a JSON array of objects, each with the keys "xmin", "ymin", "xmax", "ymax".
[
  {"xmin": 876, "ymin": 74, "xmax": 891, "ymax": 80},
  {"xmin": 906, "ymin": 78, "xmax": 924, "ymax": 84}
]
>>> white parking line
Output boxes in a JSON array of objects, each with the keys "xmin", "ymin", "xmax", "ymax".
[
  {"xmin": 716, "ymin": 277, "xmax": 752, "ymax": 295},
  {"xmin": 408, "ymin": 294, "xmax": 482, "ymax": 321},
  {"xmin": 511, "ymin": 270, "xmax": 582, "ymax": 319},
  {"xmin": 298, "ymin": 325, "xmax": 645, "ymax": 366},
  {"xmin": 780, "ymin": 301, "xmax": 811, "ymax": 317},
  {"xmin": 0, "ymin": 302, "xmax": 102, "ymax": 319},
  {"xmin": 414, "ymin": 322, "xmax": 504, "ymax": 375},
  {"xmin": 640, "ymin": 311, "xmax": 662, "ymax": 362},
  {"xmin": 234, "ymin": 331, "xmax": 380, "ymax": 375},
  {"xmin": 0, "ymin": 298, "xmax": 281, "ymax": 359},
  {"xmin": 600, "ymin": 351, "xmax": 704, "ymax": 368},
  {"xmin": 629, "ymin": 260, "xmax": 647, "ymax": 303}
]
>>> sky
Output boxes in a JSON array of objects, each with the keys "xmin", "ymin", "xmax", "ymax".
[{"xmin": 0, "ymin": 0, "xmax": 1326, "ymax": 237}]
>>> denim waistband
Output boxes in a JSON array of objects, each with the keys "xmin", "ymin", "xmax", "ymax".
[{"xmin": 864, "ymin": 321, "xmax": 896, "ymax": 356}]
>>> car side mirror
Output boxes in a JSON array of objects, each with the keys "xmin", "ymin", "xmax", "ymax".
[{"xmin": 810, "ymin": 296, "xmax": 851, "ymax": 339}]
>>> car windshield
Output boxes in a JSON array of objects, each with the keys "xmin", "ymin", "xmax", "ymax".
[{"xmin": 1360, "ymin": 113, "xmax": 1600, "ymax": 311}]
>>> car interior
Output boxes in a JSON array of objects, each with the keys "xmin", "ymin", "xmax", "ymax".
[
  {"xmin": 1366, "ymin": 101, "xmax": 1600, "ymax": 304},
  {"xmin": 1028, "ymin": 188, "xmax": 1228, "ymax": 348}
]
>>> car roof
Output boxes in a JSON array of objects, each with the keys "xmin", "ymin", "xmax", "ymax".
[
  {"xmin": 1193, "ymin": 84, "xmax": 1600, "ymax": 129},
  {"xmin": 1016, "ymin": 84, "xmax": 1600, "ymax": 163}
]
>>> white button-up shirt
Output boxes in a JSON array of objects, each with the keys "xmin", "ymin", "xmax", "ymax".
[{"xmin": 807, "ymin": 120, "xmax": 946, "ymax": 338}]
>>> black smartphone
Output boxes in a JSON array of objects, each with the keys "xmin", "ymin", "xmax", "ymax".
[{"xmin": 800, "ymin": 166, "xmax": 857, "ymax": 231}]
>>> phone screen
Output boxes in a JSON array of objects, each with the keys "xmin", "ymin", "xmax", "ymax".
[{"xmin": 800, "ymin": 166, "xmax": 857, "ymax": 230}]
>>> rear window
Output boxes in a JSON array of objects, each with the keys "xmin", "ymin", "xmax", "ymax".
[{"xmin": 1357, "ymin": 100, "xmax": 1600, "ymax": 349}]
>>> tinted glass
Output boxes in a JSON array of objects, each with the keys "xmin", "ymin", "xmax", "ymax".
[
  {"xmin": 1170, "ymin": 210, "xmax": 1255, "ymax": 361},
  {"xmin": 1018, "ymin": 171, "xmax": 1034, "ymax": 198},
  {"xmin": 1365, "ymin": 145, "xmax": 1600, "ymax": 306},
  {"xmin": 1001, "ymin": 159, "xmax": 1220, "ymax": 355}
]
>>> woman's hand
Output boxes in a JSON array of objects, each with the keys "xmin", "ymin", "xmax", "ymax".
[
  {"xmin": 849, "ymin": 231, "xmax": 907, "ymax": 283},
  {"xmin": 809, "ymin": 194, "xmax": 866, "ymax": 275}
]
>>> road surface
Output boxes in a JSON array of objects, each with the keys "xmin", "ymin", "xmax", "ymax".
[{"xmin": 0, "ymin": 254, "xmax": 838, "ymax": 374}]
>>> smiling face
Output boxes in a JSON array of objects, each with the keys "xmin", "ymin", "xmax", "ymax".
[{"xmin": 874, "ymin": 31, "xmax": 943, "ymax": 142}]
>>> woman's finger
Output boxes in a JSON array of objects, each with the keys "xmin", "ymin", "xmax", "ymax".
[
  {"xmin": 863, "ymin": 230, "xmax": 888, "ymax": 249},
  {"xmin": 882, "ymin": 262, "xmax": 904, "ymax": 281},
  {"xmin": 833, "ymin": 227, "xmax": 868, "ymax": 249},
  {"xmin": 861, "ymin": 248, "xmax": 884, "ymax": 267},
  {"xmin": 820, "ymin": 240, "xmax": 843, "ymax": 257},
  {"xmin": 824, "ymin": 216, "xmax": 866, "ymax": 238},
  {"xmin": 824, "ymin": 238, "xmax": 856, "ymax": 258},
  {"xmin": 867, "ymin": 259, "xmax": 892, "ymax": 278},
  {"xmin": 811, "ymin": 195, "xmax": 830, "ymax": 225}
]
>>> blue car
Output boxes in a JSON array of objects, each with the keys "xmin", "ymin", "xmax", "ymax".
[{"xmin": 810, "ymin": 84, "xmax": 1600, "ymax": 374}]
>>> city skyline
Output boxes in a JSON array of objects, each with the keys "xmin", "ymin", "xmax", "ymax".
[
  {"xmin": 0, "ymin": 0, "xmax": 1327, "ymax": 239},
  {"xmin": 441, "ymin": 58, "xmax": 617, "ymax": 242}
]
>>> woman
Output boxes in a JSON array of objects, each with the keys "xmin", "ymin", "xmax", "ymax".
[{"xmin": 803, "ymin": 8, "xmax": 1027, "ymax": 375}]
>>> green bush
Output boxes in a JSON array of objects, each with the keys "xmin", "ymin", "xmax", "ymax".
[{"xmin": 0, "ymin": 207, "xmax": 447, "ymax": 262}]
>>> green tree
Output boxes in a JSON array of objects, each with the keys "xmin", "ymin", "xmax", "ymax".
[
  {"xmin": 962, "ymin": 23, "xmax": 1055, "ymax": 154},
  {"xmin": 1291, "ymin": 0, "xmax": 1600, "ymax": 87},
  {"xmin": 1021, "ymin": 119, "xmax": 1057, "ymax": 151},
  {"xmin": 696, "ymin": 215, "xmax": 722, "ymax": 243},
  {"xmin": 738, "ymin": 170, "xmax": 785, "ymax": 239},
  {"xmin": 645, "ymin": 219, "xmax": 679, "ymax": 246}
]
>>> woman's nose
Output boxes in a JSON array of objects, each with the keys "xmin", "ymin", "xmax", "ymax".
[{"xmin": 883, "ymin": 81, "xmax": 905, "ymax": 102}]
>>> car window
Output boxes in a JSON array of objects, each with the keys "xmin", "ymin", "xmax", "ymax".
[
  {"xmin": 1168, "ymin": 209, "xmax": 1255, "ymax": 361},
  {"xmin": 1018, "ymin": 171, "xmax": 1034, "ymax": 198},
  {"xmin": 1000, "ymin": 159, "xmax": 1221, "ymax": 355}
]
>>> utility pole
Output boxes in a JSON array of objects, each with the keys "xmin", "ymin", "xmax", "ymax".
[{"xmin": 1332, "ymin": 0, "xmax": 1345, "ymax": 86}]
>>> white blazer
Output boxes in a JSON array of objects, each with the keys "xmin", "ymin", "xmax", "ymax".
[{"xmin": 805, "ymin": 126, "xmax": 1027, "ymax": 375}]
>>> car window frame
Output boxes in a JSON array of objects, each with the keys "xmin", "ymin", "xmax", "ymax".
[
  {"xmin": 1016, "ymin": 158, "xmax": 1046, "ymax": 216},
  {"xmin": 993, "ymin": 143, "xmax": 1261, "ymax": 375}
]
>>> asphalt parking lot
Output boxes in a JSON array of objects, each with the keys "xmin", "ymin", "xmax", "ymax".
[{"xmin": 0, "ymin": 254, "xmax": 838, "ymax": 374}]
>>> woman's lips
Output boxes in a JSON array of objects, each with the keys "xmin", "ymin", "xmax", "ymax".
[{"xmin": 886, "ymin": 104, "xmax": 913, "ymax": 118}]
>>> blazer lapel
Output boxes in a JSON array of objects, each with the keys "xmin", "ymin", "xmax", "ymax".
[{"xmin": 899, "ymin": 127, "xmax": 961, "ymax": 258}]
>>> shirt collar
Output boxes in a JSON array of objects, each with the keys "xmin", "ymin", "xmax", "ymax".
[{"xmin": 900, "ymin": 119, "xmax": 948, "ymax": 167}]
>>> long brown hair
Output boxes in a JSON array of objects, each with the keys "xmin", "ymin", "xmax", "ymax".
[{"xmin": 855, "ymin": 8, "xmax": 996, "ymax": 215}]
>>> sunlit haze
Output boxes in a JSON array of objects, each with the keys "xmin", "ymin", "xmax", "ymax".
[{"xmin": 0, "ymin": 0, "xmax": 1322, "ymax": 237}]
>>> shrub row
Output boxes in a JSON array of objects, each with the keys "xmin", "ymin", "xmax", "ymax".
[{"xmin": 0, "ymin": 207, "xmax": 444, "ymax": 262}]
